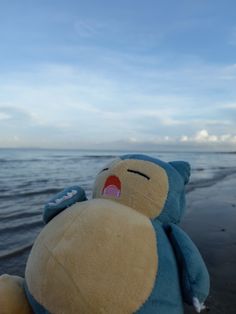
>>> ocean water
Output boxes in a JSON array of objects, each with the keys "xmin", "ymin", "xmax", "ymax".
[{"xmin": 1, "ymin": 148, "xmax": 236, "ymax": 276}]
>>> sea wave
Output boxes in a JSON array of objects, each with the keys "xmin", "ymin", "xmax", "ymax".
[
  {"xmin": 0, "ymin": 243, "xmax": 33, "ymax": 259},
  {"xmin": 0, "ymin": 188, "xmax": 62, "ymax": 199},
  {"xmin": 0, "ymin": 220, "xmax": 43, "ymax": 234},
  {"xmin": 0, "ymin": 154, "xmax": 116, "ymax": 163},
  {"xmin": 0, "ymin": 158, "xmax": 45, "ymax": 163},
  {"xmin": 83, "ymin": 155, "xmax": 117, "ymax": 159},
  {"xmin": 187, "ymin": 167, "xmax": 236, "ymax": 193},
  {"xmin": 0, "ymin": 211, "xmax": 41, "ymax": 221}
]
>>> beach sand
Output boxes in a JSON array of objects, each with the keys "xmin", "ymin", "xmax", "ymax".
[{"xmin": 182, "ymin": 173, "xmax": 236, "ymax": 314}]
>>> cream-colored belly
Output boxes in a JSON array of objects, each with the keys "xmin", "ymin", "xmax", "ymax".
[{"xmin": 26, "ymin": 199, "xmax": 158, "ymax": 314}]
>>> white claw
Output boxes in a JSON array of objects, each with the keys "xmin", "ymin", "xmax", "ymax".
[
  {"xmin": 193, "ymin": 297, "xmax": 206, "ymax": 313},
  {"xmin": 48, "ymin": 202, "xmax": 56, "ymax": 206},
  {"xmin": 48, "ymin": 190, "xmax": 78, "ymax": 207}
]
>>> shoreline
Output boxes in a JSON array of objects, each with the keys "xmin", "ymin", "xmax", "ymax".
[
  {"xmin": 187, "ymin": 167, "xmax": 236, "ymax": 194},
  {"xmin": 182, "ymin": 173, "xmax": 236, "ymax": 313}
]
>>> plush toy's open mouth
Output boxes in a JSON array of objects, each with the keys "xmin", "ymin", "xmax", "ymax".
[{"xmin": 102, "ymin": 175, "xmax": 121, "ymax": 198}]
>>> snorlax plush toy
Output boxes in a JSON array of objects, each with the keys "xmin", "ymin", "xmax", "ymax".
[{"xmin": 0, "ymin": 154, "xmax": 210, "ymax": 314}]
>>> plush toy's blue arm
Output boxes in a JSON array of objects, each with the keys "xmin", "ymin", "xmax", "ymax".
[
  {"xmin": 165, "ymin": 224, "xmax": 210, "ymax": 312},
  {"xmin": 43, "ymin": 186, "xmax": 87, "ymax": 224}
]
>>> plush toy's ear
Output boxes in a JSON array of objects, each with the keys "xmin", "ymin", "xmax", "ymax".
[{"xmin": 169, "ymin": 161, "xmax": 191, "ymax": 184}]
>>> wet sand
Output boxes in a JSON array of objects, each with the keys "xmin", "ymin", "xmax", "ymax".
[{"xmin": 182, "ymin": 174, "xmax": 236, "ymax": 314}]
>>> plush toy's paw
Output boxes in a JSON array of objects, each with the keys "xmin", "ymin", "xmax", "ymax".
[
  {"xmin": 193, "ymin": 297, "xmax": 206, "ymax": 313},
  {"xmin": 0, "ymin": 274, "xmax": 33, "ymax": 314},
  {"xmin": 43, "ymin": 185, "xmax": 87, "ymax": 223}
]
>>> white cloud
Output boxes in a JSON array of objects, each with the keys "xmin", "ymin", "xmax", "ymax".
[
  {"xmin": 180, "ymin": 129, "xmax": 236, "ymax": 144},
  {"xmin": 0, "ymin": 112, "xmax": 11, "ymax": 120},
  {"xmin": 128, "ymin": 137, "xmax": 138, "ymax": 143},
  {"xmin": 1, "ymin": 59, "xmax": 236, "ymax": 149},
  {"xmin": 221, "ymin": 103, "xmax": 236, "ymax": 109},
  {"xmin": 161, "ymin": 117, "xmax": 187, "ymax": 126},
  {"xmin": 181, "ymin": 135, "xmax": 188, "ymax": 142},
  {"xmin": 195, "ymin": 129, "xmax": 212, "ymax": 142},
  {"xmin": 199, "ymin": 131, "xmax": 218, "ymax": 142}
]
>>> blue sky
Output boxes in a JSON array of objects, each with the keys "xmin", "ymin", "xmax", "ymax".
[{"xmin": 1, "ymin": 0, "xmax": 236, "ymax": 150}]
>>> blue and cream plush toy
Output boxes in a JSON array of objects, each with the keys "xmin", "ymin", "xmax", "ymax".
[{"xmin": 0, "ymin": 154, "xmax": 210, "ymax": 314}]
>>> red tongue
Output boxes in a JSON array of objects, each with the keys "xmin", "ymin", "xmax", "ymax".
[{"xmin": 102, "ymin": 175, "xmax": 121, "ymax": 198}]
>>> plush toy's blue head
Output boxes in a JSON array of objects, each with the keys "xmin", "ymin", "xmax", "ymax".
[
  {"xmin": 93, "ymin": 153, "xmax": 190, "ymax": 224},
  {"xmin": 120, "ymin": 154, "xmax": 191, "ymax": 224}
]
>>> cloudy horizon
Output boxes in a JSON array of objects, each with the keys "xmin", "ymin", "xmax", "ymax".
[{"xmin": 1, "ymin": 1, "xmax": 236, "ymax": 151}]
